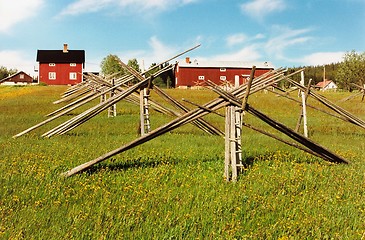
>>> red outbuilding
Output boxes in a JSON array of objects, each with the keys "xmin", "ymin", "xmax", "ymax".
[
  {"xmin": 174, "ymin": 58, "xmax": 274, "ymax": 88},
  {"xmin": 0, "ymin": 71, "xmax": 34, "ymax": 85},
  {"xmin": 36, "ymin": 44, "xmax": 85, "ymax": 85}
]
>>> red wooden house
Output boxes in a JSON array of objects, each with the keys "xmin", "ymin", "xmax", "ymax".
[
  {"xmin": 36, "ymin": 44, "xmax": 85, "ymax": 85},
  {"xmin": 0, "ymin": 71, "xmax": 34, "ymax": 85},
  {"xmin": 174, "ymin": 58, "xmax": 274, "ymax": 88}
]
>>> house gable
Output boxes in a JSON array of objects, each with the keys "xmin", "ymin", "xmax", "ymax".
[{"xmin": 0, "ymin": 71, "xmax": 34, "ymax": 85}]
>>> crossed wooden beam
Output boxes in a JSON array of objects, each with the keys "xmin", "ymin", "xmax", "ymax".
[
  {"xmin": 12, "ymin": 46, "xmax": 362, "ymax": 179},
  {"xmin": 61, "ymin": 68, "xmax": 350, "ymax": 177},
  {"xmin": 13, "ymin": 45, "xmax": 223, "ymax": 138}
]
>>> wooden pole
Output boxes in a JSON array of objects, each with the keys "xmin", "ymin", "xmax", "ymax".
[
  {"xmin": 139, "ymin": 87, "xmax": 145, "ymax": 135},
  {"xmin": 234, "ymin": 106, "xmax": 242, "ymax": 174},
  {"xmin": 224, "ymin": 106, "xmax": 230, "ymax": 181},
  {"xmin": 230, "ymin": 105, "xmax": 238, "ymax": 181},
  {"xmin": 108, "ymin": 78, "xmax": 117, "ymax": 117},
  {"xmin": 300, "ymin": 71, "xmax": 309, "ymax": 137},
  {"xmin": 241, "ymin": 67, "xmax": 256, "ymax": 111},
  {"xmin": 295, "ymin": 76, "xmax": 311, "ymax": 136}
]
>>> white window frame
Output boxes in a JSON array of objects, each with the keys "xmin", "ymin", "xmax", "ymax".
[
  {"xmin": 69, "ymin": 72, "xmax": 77, "ymax": 80},
  {"xmin": 70, "ymin": 63, "xmax": 77, "ymax": 67},
  {"xmin": 220, "ymin": 76, "xmax": 226, "ymax": 81},
  {"xmin": 49, "ymin": 63, "xmax": 56, "ymax": 67},
  {"xmin": 220, "ymin": 68, "xmax": 226, "ymax": 72},
  {"xmin": 198, "ymin": 75, "xmax": 205, "ymax": 80},
  {"xmin": 20, "ymin": 74, "xmax": 24, "ymax": 79},
  {"xmin": 49, "ymin": 72, "xmax": 56, "ymax": 80}
]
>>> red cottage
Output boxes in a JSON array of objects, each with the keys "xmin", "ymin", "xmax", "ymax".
[
  {"xmin": 0, "ymin": 71, "xmax": 34, "ymax": 85},
  {"xmin": 174, "ymin": 58, "xmax": 274, "ymax": 88},
  {"xmin": 36, "ymin": 44, "xmax": 85, "ymax": 85}
]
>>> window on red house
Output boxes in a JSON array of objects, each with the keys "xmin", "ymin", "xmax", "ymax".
[
  {"xmin": 49, "ymin": 72, "xmax": 56, "ymax": 80},
  {"xmin": 69, "ymin": 72, "xmax": 77, "ymax": 80}
]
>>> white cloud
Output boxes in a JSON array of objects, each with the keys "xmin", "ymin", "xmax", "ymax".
[
  {"xmin": 301, "ymin": 52, "xmax": 345, "ymax": 66},
  {"xmin": 59, "ymin": 0, "xmax": 199, "ymax": 16},
  {"xmin": 211, "ymin": 45, "xmax": 261, "ymax": 62},
  {"xmin": 226, "ymin": 33, "xmax": 247, "ymax": 47},
  {"xmin": 58, "ymin": 0, "xmax": 113, "ymax": 16},
  {"xmin": 212, "ymin": 26, "xmax": 312, "ymax": 66},
  {"xmin": 0, "ymin": 50, "xmax": 36, "ymax": 76},
  {"xmin": 240, "ymin": 0, "xmax": 286, "ymax": 21},
  {"xmin": 0, "ymin": 0, "xmax": 43, "ymax": 33},
  {"xmin": 253, "ymin": 33, "xmax": 265, "ymax": 39},
  {"xmin": 115, "ymin": 36, "xmax": 177, "ymax": 71},
  {"xmin": 264, "ymin": 26, "xmax": 313, "ymax": 60}
]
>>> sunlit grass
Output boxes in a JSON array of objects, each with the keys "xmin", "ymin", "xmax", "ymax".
[{"xmin": 1, "ymin": 85, "xmax": 364, "ymax": 239}]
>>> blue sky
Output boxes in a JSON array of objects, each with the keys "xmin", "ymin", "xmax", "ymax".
[{"xmin": 1, "ymin": 0, "xmax": 364, "ymax": 76}]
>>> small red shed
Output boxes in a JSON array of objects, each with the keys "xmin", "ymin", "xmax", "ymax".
[
  {"xmin": 174, "ymin": 58, "xmax": 274, "ymax": 88},
  {"xmin": 0, "ymin": 71, "xmax": 34, "ymax": 85},
  {"xmin": 36, "ymin": 44, "xmax": 85, "ymax": 85}
]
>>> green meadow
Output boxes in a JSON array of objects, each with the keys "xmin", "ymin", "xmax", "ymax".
[{"xmin": 1, "ymin": 85, "xmax": 364, "ymax": 239}]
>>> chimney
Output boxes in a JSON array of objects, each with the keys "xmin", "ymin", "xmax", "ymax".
[
  {"xmin": 63, "ymin": 43, "xmax": 68, "ymax": 53},
  {"xmin": 185, "ymin": 57, "xmax": 190, "ymax": 64}
]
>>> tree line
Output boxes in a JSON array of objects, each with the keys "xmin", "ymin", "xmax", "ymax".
[
  {"xmin": 2, "ymin": 51, "xmax": 364, "ymax": 91},
  {"xmin": 101, "ymin": 51, "xmax": 365, "ymax": 91},
  {"xmin": 287, "ymin": 50, "xmax": 365, "ymax": 91}
]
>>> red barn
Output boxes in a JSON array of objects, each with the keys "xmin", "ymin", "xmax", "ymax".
[
  {"xmin": 36, "ymin": 44, "xmax": 85, "ymax": 85},
  {"xmin": 0, "ymin": 71, "xmax": 34, "ymax": 85},
  {"xmin": 174, "ymin": 58, "xmax": 274, "ymax": 88}
]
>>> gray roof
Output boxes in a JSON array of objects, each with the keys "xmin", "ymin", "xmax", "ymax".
[{"xmin": 178, "ymin": 59, "xmax": 274, "ymax": 69}]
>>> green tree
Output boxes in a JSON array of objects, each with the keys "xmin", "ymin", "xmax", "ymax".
[
  {"xmin": 100, "ymin": 54, "xmax": 125, "ymax": 78},
  {"xmin": 127, "ymin": 58, "xmax": 140, "ymax": 73},
  {"xmin": 336, "ymin": 50, "xmax": 365, "ymax": 91},
  {"xmin": 145, "ymin": 63, "xmax": 173, "ymax": 88},
  {"xmin": 0, "ymin": 66, "xmax": 17, "ymax": 80}
]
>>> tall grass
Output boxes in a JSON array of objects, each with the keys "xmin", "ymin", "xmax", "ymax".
[{"xmin": 1, "ymin": 86, "xmax": 364, "ymax": 239}]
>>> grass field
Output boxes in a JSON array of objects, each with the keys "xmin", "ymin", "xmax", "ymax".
[{"xmin": 1, "ymin": 85, "xmax": 364, "ymax": 239}]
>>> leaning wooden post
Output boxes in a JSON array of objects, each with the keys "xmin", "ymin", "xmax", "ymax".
[
  {"xmin": 139, "ymin": 86, "xmax": 146, "ymax": 136},
  {"xmin": 241, "ymin": 66, "xmax": 256, "ymax": 117},
  {"xmin": 301, "ymin": 71, "xmax": 308, "ymax": 137},
  {"xmin": 139, "ymin": 77, "xmax": 152, "ymax": 136},
  {"xmin": 230, "ymin": 105, "xmax": 238, "ymax": 181},
  {"xmin": 295, "ymin": 73, "xmax": 311, "ymax": 137},
  {"xmin": 224, "ymin": 106, "xmax": 231, "ymax": 181}
]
